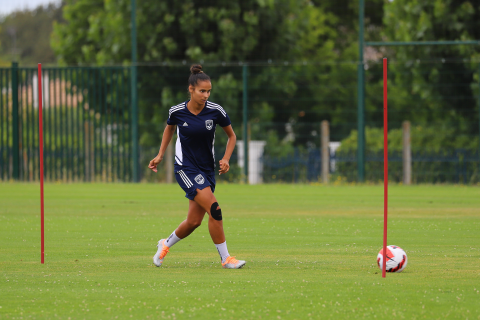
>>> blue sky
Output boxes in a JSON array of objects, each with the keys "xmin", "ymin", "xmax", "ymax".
[{"xmin": 0, "ymin": 0, "xmax": 61, "ymax": 16}]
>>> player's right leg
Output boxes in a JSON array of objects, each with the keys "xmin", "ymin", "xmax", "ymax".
[
  {"xmin": 175, "ymin": 200, "xmax": 207, "ymax": 238},
  {"xmin": 153, "ymin": 200, "xmax": 206, "ymax": 267}
]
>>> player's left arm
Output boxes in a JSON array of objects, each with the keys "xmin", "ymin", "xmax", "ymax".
[{"xmin": 219, "ymin": 125, "xmax": 236, "ymax": 175}]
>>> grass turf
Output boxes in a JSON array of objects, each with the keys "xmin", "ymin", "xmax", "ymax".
[{"xmin": 1, "ymin": 183, "xmax": 479, "ymax": 319}]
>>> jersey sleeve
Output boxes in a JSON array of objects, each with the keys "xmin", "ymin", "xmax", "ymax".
[
  {"xmin": 217, "ymin": 110, "xmax": 231, "ymax": 127},
  {"xmin": 167, "ymin": 110, "xmax": 178, "ymax": 125}
]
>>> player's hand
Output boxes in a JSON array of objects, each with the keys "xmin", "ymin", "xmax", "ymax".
[
  {"xmin": 219, "ymin": 159, "xmax": 230, "ymax": 175},
  {"xmin": 148, "ymin": 156, "xmax": 162, "ymax": 173}
]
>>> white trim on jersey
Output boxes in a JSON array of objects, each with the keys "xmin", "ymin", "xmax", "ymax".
[
  {"xmin": 212, "ymin": 132, "xmax": 216, "ymax": 164},
  {"xmin": 178, "ymin": 170, "xmax": 193, "ymax": 188},
  {"xmin": 169, "ymin": 103, "xmax": 185, "ymax": 118},
  {"xmin": 175, "ymin": 126, "xmax": 183, "ymax": 165},
  {"xmin": 206, "ymin": 102, "xmax": 227, "ymax": 117}
]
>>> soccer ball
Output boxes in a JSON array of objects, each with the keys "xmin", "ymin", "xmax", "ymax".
[{"xmin": 377, "ymin": 245, "xmax": 407, "ymax": 273}]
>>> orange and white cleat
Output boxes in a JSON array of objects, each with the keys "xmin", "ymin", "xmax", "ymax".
[
  {"xmin": 153, "ymin": 239, "xmax": 169, "ymax": 267},
  {"xmin": 222, "ymin": 256, "xmax": 246, "ymax": 269}
]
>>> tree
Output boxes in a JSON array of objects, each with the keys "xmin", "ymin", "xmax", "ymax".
[
  {"xmin": 381, "ymin": 0, "xmax": 480, "ymax": 135},
  {"xmin": 52, "ymin": 0, "xmax": 310, "ymax": 65},
  {"xmin": 0, "ymin": 3, "xmax": 64, "ymax": 65},
  {"xmin": 52, "ymin": 0, "xmax": 353, "ymax": 148}
]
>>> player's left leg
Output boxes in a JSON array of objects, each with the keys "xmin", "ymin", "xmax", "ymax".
[{"xmin": 194, "ymin": 187, "xmax": 246, "ymax": 269}]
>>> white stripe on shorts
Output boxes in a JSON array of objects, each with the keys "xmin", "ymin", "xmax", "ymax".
[{"xmin": 178, "ymin": 170, "xmax": 193, "ymax": 188}]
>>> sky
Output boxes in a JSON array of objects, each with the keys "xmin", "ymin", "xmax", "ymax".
[{"xmin": 0, "ymin": 0, "xmax": 61, "ymax": 16}]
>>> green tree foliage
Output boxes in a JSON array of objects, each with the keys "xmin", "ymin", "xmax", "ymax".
[
  {"xmin": 336, "ymin": 125, "xmax": 479, "ymax": 183},
  {"xmin": 338, "ymin": 125, "xmax": 479, "ymax": 154},
  {"xmin": 53, "ymin": 0, "xmax": 374, "ymax": 149},
  {"xmin": 0, "ymin": 3, "xmax": 64, "ymax": 65},
  {"xmin": 52, "ymin": 0, "xmax": 312, "ymax": 65},
  {"xmin": 51, "ymin": 0, "xmax": 390, "ymax": 150},
  {"xmin": 381, "ymin": 0, "xmax": 480, "ymax": 135}
]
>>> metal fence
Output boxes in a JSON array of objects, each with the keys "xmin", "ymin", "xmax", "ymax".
[
  {"xmin": 1, "ymin": 60, "xmax": 479, "ymax": 184},
  {"xmin": 0, "ymin": 63, "xmax": 133, "ymax": 182}
]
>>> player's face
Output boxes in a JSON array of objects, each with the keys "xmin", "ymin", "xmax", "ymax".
[{"xmin": 190, "ymin": 80, "xmax": 212, "ymax": 105}]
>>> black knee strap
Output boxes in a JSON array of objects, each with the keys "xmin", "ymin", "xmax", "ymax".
[{"xmin": 210, "ymin": 202, "xmax": 222, "ymax": 221}]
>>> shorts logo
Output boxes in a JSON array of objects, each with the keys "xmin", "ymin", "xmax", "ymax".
[
  {"xmin": 194, "ymin": 174, "xmax": 205, "ymax": 185},
  {"xmin": 205, "ymin": 120, "xmax": 213, "ymax": 130}
]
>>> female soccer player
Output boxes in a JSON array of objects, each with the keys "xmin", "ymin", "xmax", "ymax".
[{"xmin": 148, "ymin": 64, "xmax": 246, "ymax": 269}]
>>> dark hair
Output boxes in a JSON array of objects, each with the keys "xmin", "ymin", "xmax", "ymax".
[{"xmin": 188, "ymin": 64, "xmax": 211, "ymax": 87}]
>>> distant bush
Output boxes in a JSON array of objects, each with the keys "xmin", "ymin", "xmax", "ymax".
[{"xmin": 335, "ymin": 125, "xmax": 479, "ymax": 183}]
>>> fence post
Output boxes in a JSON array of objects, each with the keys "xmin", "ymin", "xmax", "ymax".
[
  {"xmin": 11, "ymin": 62, "xmax": 20, "ymax": 180},
  {"xmin": 165, "ymin": 129, "xmax": 173, "ymax": 183},
  {"xmin": 242, "ymin": 64, "xmax": 249, "ymax": 184},
  {"xmin": 130, "ymin": 0, "xmax": 140, "ymax": 182},
  {"xmin": 321, "ymin": 120, "xmax": 330, "ymax": 183},
  {"xmin": 84, "ymin": 121, "xmax": 95, "ymax": 181},
  {"xmin": 357, "ymin": 0, "xmax": 366, "ymax": 183},
  {"xmin": 165, "ymin": 143, "xmax": 173, "ymax": 183},
  {"xmin": 402, "ymin": 121, "xmax": 411, "ymax": 185},
  {"xmin": 130, "ymin": 67, "xmax": 139, "ymax": 182}
]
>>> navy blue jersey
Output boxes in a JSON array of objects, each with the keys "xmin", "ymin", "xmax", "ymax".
[{"xmin": 167, "ymin": 101, "xmax": 231, "ymax": 173}]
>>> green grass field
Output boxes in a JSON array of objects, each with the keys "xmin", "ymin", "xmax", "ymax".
[{"xmin": 1, "ymin": 183, "xmax": 479, "ymax": 319}]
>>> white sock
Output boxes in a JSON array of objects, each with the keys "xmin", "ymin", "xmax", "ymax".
[
  {"xmin": 164, "ymin": 231, "xmax": 182, "ymax": 248},
  {"xmin": 215, "ymin": 241, "xmax": 230, "ymax": 263}
]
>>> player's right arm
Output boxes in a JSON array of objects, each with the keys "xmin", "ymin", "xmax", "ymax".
[{"xmin": 148, "ymin": 124, "xmax": 176, "ymax": 172}]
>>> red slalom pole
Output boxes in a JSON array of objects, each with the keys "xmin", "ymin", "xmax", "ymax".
[
  {"xmin": 382, "ymin": 58, "xmax": 388, "ymax": 278},
  {"xmin": 38, "ymin": 63, "xmax": 45, "ymax": 264}
]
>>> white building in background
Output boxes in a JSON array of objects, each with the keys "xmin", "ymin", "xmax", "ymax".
[
  {"xmin": 236, "ymin": 140, "xmax": 266, "ymax": 185},
  {"xmin": 329, "ymin": 141, "xmax": 341, "ymax": 172},
  {"xmin": 32, "ymin": 72, "xmax": 49, "ymax": 108}
]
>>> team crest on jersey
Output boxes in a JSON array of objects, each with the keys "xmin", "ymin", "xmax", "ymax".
[
  {"xmin": 205, "ymin": 120, "xmax": 213, "ymax": 130},
  {"xmin": 194, "ymin": 174, "xmax": 205, "ymax": 185}
]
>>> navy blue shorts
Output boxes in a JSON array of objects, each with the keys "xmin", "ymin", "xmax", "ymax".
[{"xmin": 175, "ymin": 168, "xmax": 216, "ymax": 200}]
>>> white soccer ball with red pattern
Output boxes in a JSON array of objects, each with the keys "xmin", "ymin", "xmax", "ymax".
[{"xmin": 377, "ymin": 245, "xmax": 407, "ymax": 273}]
